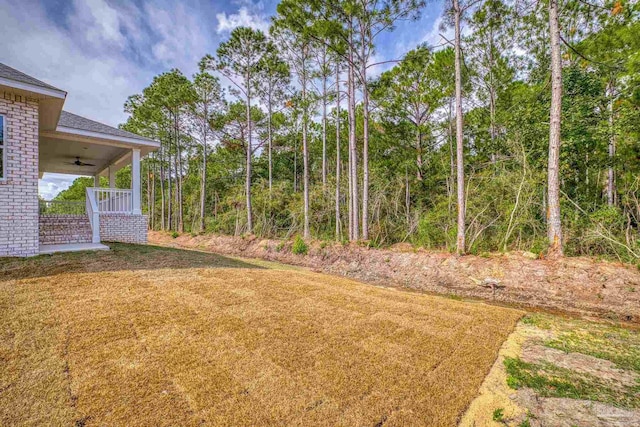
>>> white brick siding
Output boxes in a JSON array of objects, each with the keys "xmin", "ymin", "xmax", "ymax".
[
  {"xmin": 0, "ymin": 93, "xmax": 39, "ymax": 257},
  {"xmin": 39, "ymin": 215, "xmax": 92, "ymax": 245},
  {"xmin": 99, "ymin": 213, "xmax": 148, "ymax": 244}
]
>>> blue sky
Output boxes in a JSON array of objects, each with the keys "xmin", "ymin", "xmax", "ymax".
[{"xmin": 0, "ymin": 0, "xmax": 446, "ymax": 198}]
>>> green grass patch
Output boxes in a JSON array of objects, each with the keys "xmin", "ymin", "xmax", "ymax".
[
  {"xmin": 492, "ymin": 408, "xmax": 504, "ymax": 422},
  {"xmin": 504, "ymin": 357, "xmax": 640, "ymax": 409},
  {"xmin": 519, "ymin": 313, "xmax": 552, "ymax": 329},
  {"xmin": 544, "ymin": 323, "xmax": 640, "ymax": 373},
  {"xmin": 544, "ymin": 326, "xmax": 640, "ymax": 372},
  {"xmin": 522, "ymin": 313, "xmax": 640, "ymax": 373}
]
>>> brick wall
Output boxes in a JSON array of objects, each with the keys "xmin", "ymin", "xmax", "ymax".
[
  {"xmin": 0, "ymin": 93, "xmax": 39, "ymax": 257},
  {"xmin": 99, "ymin": 213, "xmax": 148, "ymax": 244},
  {"xmin": 39, "ymin": 215, "xmax": 92, "ymax": 245}
]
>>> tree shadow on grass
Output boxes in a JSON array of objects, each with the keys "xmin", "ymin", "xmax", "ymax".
[{"xmin": 0, "ymin": 243, "xmax": 264, "ymax": 282}]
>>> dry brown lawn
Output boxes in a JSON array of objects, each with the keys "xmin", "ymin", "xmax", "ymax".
[{"xmin": 0, "ymin": 244, "xmax": 522, "ymax": 426}]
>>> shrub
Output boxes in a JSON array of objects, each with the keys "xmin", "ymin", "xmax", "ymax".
[
  {"xmin": 492, "ymin": 408, "xmax": 505, "ymax": 422},
  {"xmin": 292, "ymin": 236, "xmax": 308, "ymax": 255},
  {"xmin": 171, "ymin": 231, "xmax": 179, "ymax": 239}
]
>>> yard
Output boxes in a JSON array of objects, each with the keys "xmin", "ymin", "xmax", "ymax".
[{"xmin": 0, "ymin": 244, "xmax": 522, "ymax": 426}]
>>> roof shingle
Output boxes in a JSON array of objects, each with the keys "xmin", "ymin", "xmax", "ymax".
[
  {"xmin": 58, "ymin": 111, "xmax": 155, "ymax": 143},
  {"xmin": 0, "ymin": 63, "xmax": 64, "ymax": 92}
]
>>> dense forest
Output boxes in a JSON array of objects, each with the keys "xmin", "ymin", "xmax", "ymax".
[{"xmin": 56, "ymin": 0, "xmax": 640, "ymax": 261}]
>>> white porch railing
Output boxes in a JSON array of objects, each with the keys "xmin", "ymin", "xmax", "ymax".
[
  {"xmin": 85, "ymin": 187, "xmax": 100, "ymax": 243},
  {"xmin": 89, "ymin": 188, "xmax": 133, "ymax": 213},
  {"xmin": 83, "ymin": 187, "xmax": 135, "ymax": 244}
]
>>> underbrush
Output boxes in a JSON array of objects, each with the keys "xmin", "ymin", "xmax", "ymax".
[{"xmin": 166, "ymin": 168, "xmax": 640, "ymax": 266}]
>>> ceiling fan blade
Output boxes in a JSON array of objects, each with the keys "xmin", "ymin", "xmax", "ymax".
[{"xmin": 82, "ymin": 163, "xmax": 97, "ymax": 167}]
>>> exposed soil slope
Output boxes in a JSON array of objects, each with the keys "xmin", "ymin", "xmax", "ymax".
[{"xmin": 149, "ymin": 231, "xmax": 640, "ymax": 322}]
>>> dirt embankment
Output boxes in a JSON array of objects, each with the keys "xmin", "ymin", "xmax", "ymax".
[{"xmin": 148, "ymin": 231, "xmax": 640, "ymax": 323}]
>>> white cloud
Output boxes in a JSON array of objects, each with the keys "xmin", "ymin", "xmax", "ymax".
[
  {"xmin": 146, "ymin": 2, "xmax": 209, "ymax": 71},
  {"xmin": 0, "ymin": 1, "xmax": 149, "ymax": 128},
  {"xmin": 39, "ymin": 173, "xmax": 83, "ymax": 200},
  {"xmin": 0, "ymin": 0, "xmax": 217, "ymax": 198},
  {"xmin": 422, "ymin": 15, "xmax": 473, "ymax": 48},
  {"xmin": 422, "ymin": 16, "xmax": 448, "ymax": 48},
  {"xmin": 70, "ymin": 0, "xmax": 127, "ymax": 48},
  {"xmin": 0, "ymin": 2, "xmax": 144, "ymax": 197},
  {"xmin": 216, "ymin": 7, "xmax": 270, "ymax": 34}
]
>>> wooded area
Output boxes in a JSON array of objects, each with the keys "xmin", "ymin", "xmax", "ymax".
[{"xmin": 56, "ymin": 0, "xmax": 640, "ymax": 261}]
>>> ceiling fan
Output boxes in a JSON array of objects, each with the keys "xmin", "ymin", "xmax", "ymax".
[{"xmin": 65, "ymin": 157, "xmax": 96, "ymax": 167}]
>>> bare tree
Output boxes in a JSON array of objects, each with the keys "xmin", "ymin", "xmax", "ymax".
[
  {"xmin": 547, "ymin": 0, "xmax": 563, "ymax": 255},
  {"xmin": 335, "ymin": 60, "xmax": 342, "ymax": 240},
  {"xmin": 347, "ymin": 18, "xmax": 360, "ymax": 240},
  {"xmin": 453, "ymin": 0, "xmax": 466, "ymax": 254},
  {"xmin": 607, "ymin": 79, "xmax": 616, "ymax": 206}
]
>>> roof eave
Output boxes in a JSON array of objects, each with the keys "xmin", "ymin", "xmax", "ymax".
[
  {"xmin": 0, "ymin": 77, "xmax": 66, "ymax": 100},
  {"xmin": 54, "ymin": 125, "xmax": 160, "ymax": 148}
]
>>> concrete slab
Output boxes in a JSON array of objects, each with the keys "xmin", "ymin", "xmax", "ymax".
[{"xmin": 39, "ymin": 243, "xmax": 110, "ymax": 255}]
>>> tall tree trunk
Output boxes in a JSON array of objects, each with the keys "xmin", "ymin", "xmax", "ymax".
[
  {"xmin": 448, "ymin": 98, "xmax": 455, "ymax": 217},
  {"xmin": 151, "ymin": 157, "xmax": 156, "ymax": 230},
  {"xmin": 167, "ymin": 137, "xmax": 173, "ymax": 231},
  {"xmin": 547, "ymin": 0, "xmax": 563, "ymax": 255},
  {"xmin": 294, "ymin": 131, "xmax": 298, "ymax": 193},
  {"xmin": 348, "ymin": 25, "xmax": 359, "ymax": 241},
  {"xmin": 322, "ymin": 48, "xmax": 328, "ymax": 189},
  {"xmin": 347, "ymin": 115, "xmax": 353, "ymax": 239},
  {"xmin": 489, "ymin": 27, "xmax": 497, "ymax": 166},
  {"xmin": 175, "ymin": 111, "xmax": 184, "ymax": 233},
  {"xmin": 245, "ymin": 79, "xmax": 254, "ymax": 234},
  {"xmin": 268, "ymin": 90, "xmax": 273, "ymax": 194},
  {"xmin": 159, "ymin": 147, "xmax": 165, "ymax": 231},
  {"xmin": 360, "ymin": 29, "xmax": 370, "ymax": 241},
  {"xmin": 174, "ymin": 149, "xmax": 179, "ymax": 232},
  {"xmin": 335, "ymin": 61, "xmax": 342, "ymax": 241},
  {"xmin": 489, "ymin": 83, "xmax": 497, "ymax": 167},
  {"xmin": 454, "ymin": 0, "xmax": 466, "ymax": 255},
  {"xmin": 607, "ymin": 79, "xmax": 616, "ymax": 206},
  {"xmin": 405, "ymin": 166, "xmax": 410, "ymax": 224},
  {"xmin": 361, "ymin": 74, "xmax": 370, "ymax": 240},
  {"xmin": 200, "ymin": 106, "xmax": 208, "ymax": 232},
  {"xmin": 302, "ymin": 47, "xmax": 310, "ymax": 239},
  {"xmin": 416, "ymin": 127, "xmax": 423, "ymax": 181}
]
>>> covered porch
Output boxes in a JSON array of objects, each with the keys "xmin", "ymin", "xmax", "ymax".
[{"xmin": 38, "ymin": 111, "xmax": 158, "ymax": 253}]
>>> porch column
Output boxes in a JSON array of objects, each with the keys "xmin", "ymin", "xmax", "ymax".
[
  {"xmin": 94, "ymin": 174, "xmax": 100, "ymax": 188},
  {"xmin": 108, "ymin": 165, "xmax": 116, "ymax": 189},
  {"xmin": 131, "ymin": 148, "xmax": 141, "ymax": 215}
]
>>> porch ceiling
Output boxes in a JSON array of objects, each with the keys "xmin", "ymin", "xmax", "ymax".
[
  {"xmin": 38, "ymin": 130, "xmax": 157, "ymax": 178},
  {"xmin": 39, "ymin": 135, "xmax": 129, "ymax": 176}
]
